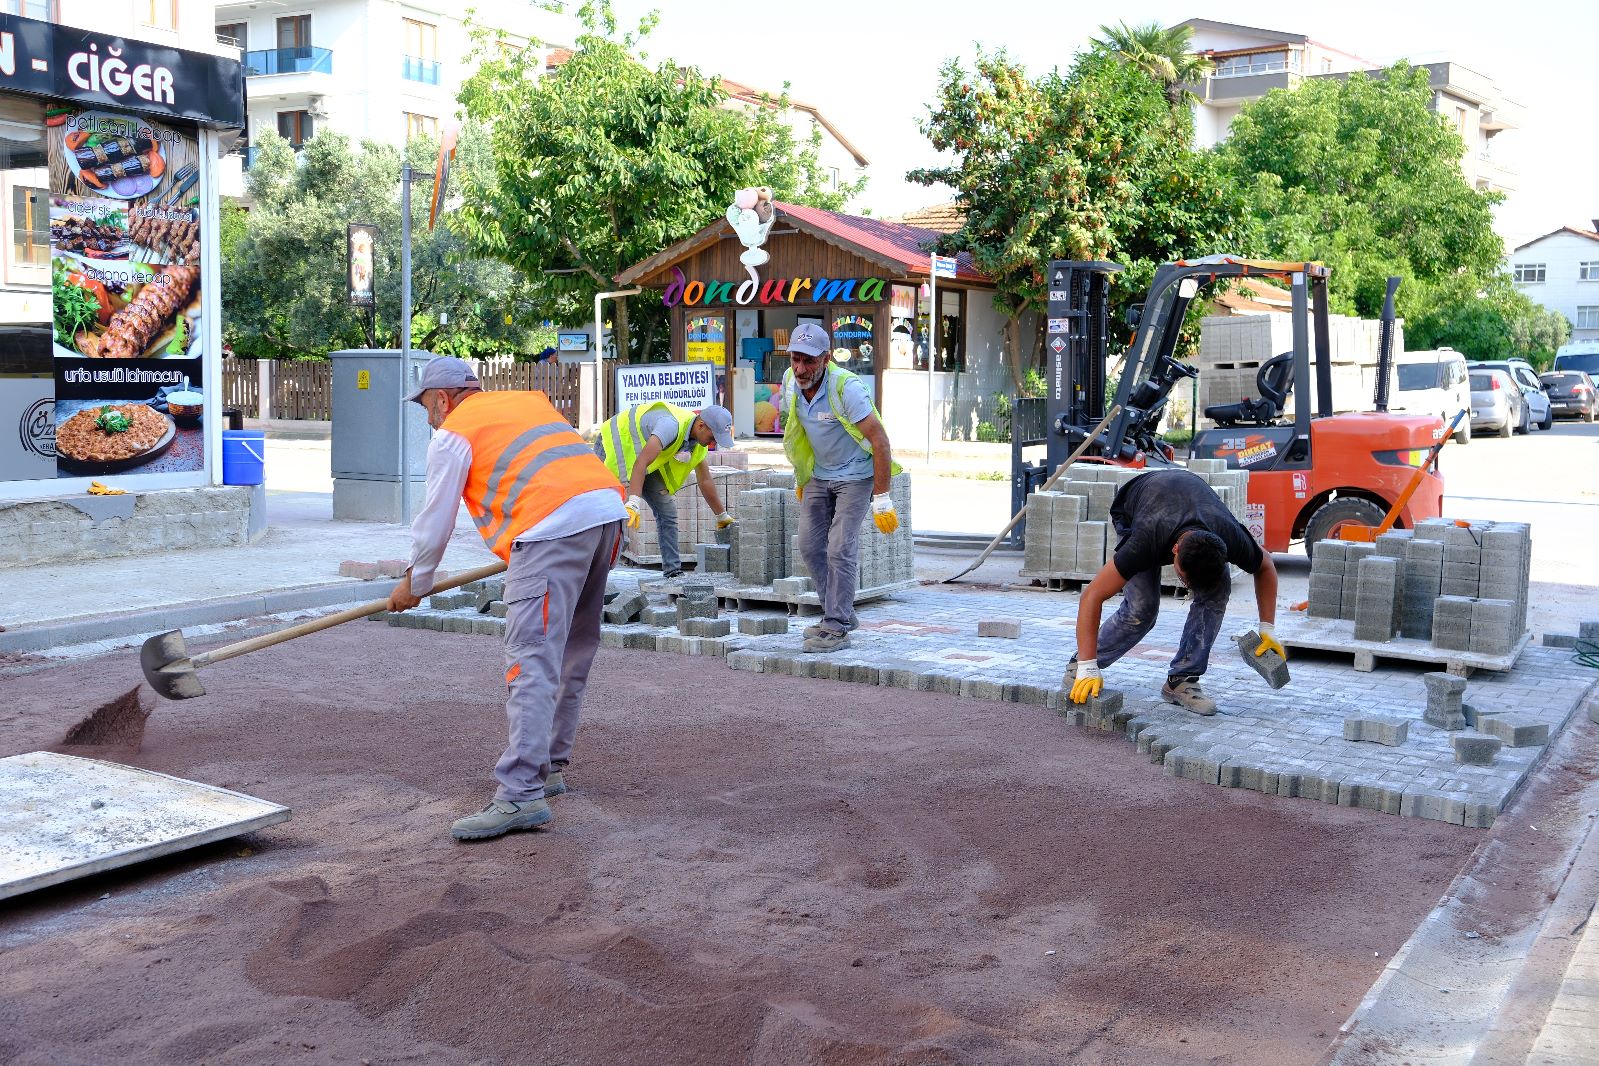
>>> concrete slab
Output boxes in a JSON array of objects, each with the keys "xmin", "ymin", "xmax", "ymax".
[{"xmin": 0, "ymin": 751, "xmax": 290, "ymax": 902}]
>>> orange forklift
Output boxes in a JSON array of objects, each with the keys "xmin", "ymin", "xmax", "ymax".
[{"xmin": 1028, "ymin": 256, "xmax": 1447, "ymax": 555}]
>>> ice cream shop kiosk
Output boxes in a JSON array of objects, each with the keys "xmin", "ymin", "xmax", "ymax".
[{"xmin": 615, "ymin": 201, "xmax": 1008, "ymax": 442}]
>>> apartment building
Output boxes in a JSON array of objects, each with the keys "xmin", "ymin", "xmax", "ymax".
[
  {"xmin": 1508, "ymin": 226, "xmax": 1599, "ymax": 345},
  {"xmin": 212, "ymin": 0, "xmax": 578, "ymax": 197},
  {"xmin": 1178, "ymin": 18, "xmax": 1523, "ymax": 195},
  {"xmin": 34, "ymin": 0, "xmax": 238, "ymax": 57}
]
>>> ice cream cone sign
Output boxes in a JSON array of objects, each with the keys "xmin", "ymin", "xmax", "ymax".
[{"xmin": 726, "ymin": 187, "xmax": 776, "ymax": 267}]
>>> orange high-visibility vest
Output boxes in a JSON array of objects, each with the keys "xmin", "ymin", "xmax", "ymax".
[{"xmin": 441, "ymin": 391, "xmax": 622, "ymax": 560}]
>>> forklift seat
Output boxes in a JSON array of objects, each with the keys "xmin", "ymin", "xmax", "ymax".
[{"xmin": 1203, "ymin": 352, "xmax": 1295, "ymax": 426}]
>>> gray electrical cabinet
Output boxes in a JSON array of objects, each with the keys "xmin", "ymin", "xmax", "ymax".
[{"xmin": 330, "ymin": 349, "xmax": 433, "ymax": 522}]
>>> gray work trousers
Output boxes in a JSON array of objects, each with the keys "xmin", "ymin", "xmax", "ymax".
[
  {"xmin": 1093, "ymin": 566, "xmax": 1231, "ymax": 681},
  {"xmin": 591, "ymin": 439, "xmax": 681, "ymax": 574},
  {"xmin": 798, "ymin": 477, "xmax": 874, "ymax": 635},
  {"xmin": 495, "ymin": 520, "xmax": 621, "ymax": 802}
]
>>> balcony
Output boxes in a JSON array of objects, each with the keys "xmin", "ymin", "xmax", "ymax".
[
  {"xmin": 402, "ymin": 56, "xmax": 442, "ymax": 85},
  {"xmin": 245, "ymin": 46, "xmax": 333, "ymax": 77}
]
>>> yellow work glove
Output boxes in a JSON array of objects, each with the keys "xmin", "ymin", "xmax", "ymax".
[
  {"xmin": 1069, "ymin": 660, "xmax": 1103, "ymax": 704},
  {"xmin": 1255, "ymin": 621, "xmax": 1287, "ymax": 660},
  {"xmin": 87, "ymin": 480, "xmax": 126, "ymax": 496},
  {"xmin": 795, "ymin": 484, "xmax": 804, "ymax": 502},
  {"xmin": 715, "ymin": 511, "xmax": 736, "ymax": 529},
  {"xmin": 870, "ymin": 492, "xmax": 899, "ymax": 535},
  {"xmin": 624, "ymin": 494, "xmax": 645, "ymax": 530}
]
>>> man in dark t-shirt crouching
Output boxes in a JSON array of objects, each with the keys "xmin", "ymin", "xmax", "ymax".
[{"xmin": 1067, "ymin": 468, "xmax": 1283, "ymax": 715}]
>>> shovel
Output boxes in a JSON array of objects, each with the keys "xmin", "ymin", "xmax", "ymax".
[{"xmin": 140, "ymin": 560, "xmax": 507, "ymax": 700}]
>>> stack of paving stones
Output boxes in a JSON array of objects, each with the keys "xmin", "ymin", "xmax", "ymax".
[
  {"xmin": 1306, "ymin": 518, "xmax": 1531, "ymax": 658},
  {"xmin": 379, "ymin": 576, "xmax": 1591, "ymax": 828},
  {"xmin": 623, "ymin": 464, "xmax": 757, "ymax": 564},
  {"xmin": 1021, "ymin": 459, "xmax": 1248, "ymax": 584}
]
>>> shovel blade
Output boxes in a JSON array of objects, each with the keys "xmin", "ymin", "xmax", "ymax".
[{"xmin": 140, "ymin": 629, "xmax": 207, "ymax": 701}]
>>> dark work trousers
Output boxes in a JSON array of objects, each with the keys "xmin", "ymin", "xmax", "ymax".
[
  {"xmin": 494, "ymin": 520, "xmax": 621, "ymax": 802},
  {"xmin": 1094, "ymin": 566, "xmax": 1231, "ymax": 680},
  {"xmin": 798, "ymin": 476, "xmax": 875, "ymax": 636}
]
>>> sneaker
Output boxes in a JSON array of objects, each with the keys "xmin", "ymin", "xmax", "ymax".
[
  {"xmin": 544, "ymin": 771, "xmax": 566, "ymax": 798},
  {"xmin": 451, "ymin": 797, "xmax": 553, "ymax": 841},
  {"xmin": 803, "ymin": 622, "xmax": 828, "ymax": 640},
  {"xmin": 803, "ymin": 629, "xmax": 851, "ymax": 654},
  {"xmin": 662, "ymin": 569, "xmax": 685, "ymax": 581},
  {"xmin": 1161, "ymin": 676, "xmax": 1218, "ymax": 716}
]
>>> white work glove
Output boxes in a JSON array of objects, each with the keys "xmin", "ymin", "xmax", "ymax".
[
  {"xmin": 1255, "ymin": 621, "xmax": 1286, "ymax": 660},
  {"xmin": 624, "ymin": 495, "xmax": 645, "ymax": 530},
  {"xmin": 870, "ymin": 492, "xmax": 899, "ymax": 534},
  {"xmin": 715, "ymin": 511, "xmax": 735, "ymax": 529},
  {"xmin": 1069, "ymin": 659, "xmax": 1103, "ymax": 704}
]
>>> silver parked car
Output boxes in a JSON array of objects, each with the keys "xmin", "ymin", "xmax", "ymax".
[
  {"xmin": 1469, "ymin": 368, "xmax": 1526, "ymax": 438},
  {"xmin": 1473, "ymin": 358, "xmax": 1553, "ymax": 432}
]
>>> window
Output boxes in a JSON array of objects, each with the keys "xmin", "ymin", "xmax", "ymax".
[
  {"xmin": 404, "ymin": 113, "xmax": 439, "ymax": 142},
  {"xmin": 1580, "ymin": 262, "xmax": 1599, "ymax": 281},
  {"xmin": 403, "ymin": 19, "xmax": 441, "ymax": 84},
  {"xmin": 11, "ymin": 186, "xmax": 46, "ymax": 269},
  {"xmin": 1321, "ymin": 57, "xmax": 1333, "ymax": 74},
  {"xmin": 277, "ymin": 110, "xmax": 314, "ymax": 149},
  {"xmin": 277, "ymin": 14, "xmax": 310, "ymax": 49},
  {"xmin": 139, "ymin": 0, "xmax": 177, "ymax": 30},
  {"xmin": 828, "ymin": 167, "xmax": 840, "ymax": 190},
  {"xmin": 1577, "ymin": 307, "xmax": 1599, "ymax": 330},
  {"xmin": 217, "ymin": 21, "xmax": 248, "ymax": 50},
  {"xmin": 1212, "ymin": 51, "xmax": 1293, "ymax": 78},
  {"xmin": 2, "ymin": 1, "xmax": 52, "ymax": 19},
  {"xmin": 1, "ymin": 101, "xmax": 48, "ymax": 287},
  {"xmin": 1513, "ymin": 262, "xmax": 1546, "ymax": 284}
]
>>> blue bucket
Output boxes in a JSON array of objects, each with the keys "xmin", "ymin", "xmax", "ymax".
[{"xmin": 222, "ymin": 429, "xmax": 266, "ymax": 486}]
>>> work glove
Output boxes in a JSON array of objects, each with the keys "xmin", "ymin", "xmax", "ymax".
[
  {"xmin": 796, "ymin": 484, "xmax": 804, "ymax": 502},
  {"xmin": 871, "ymin": 492, "xmax": 899, "ymax": 534},
  {"xmin": 1069, "ymin": 660, "xmax": 1103, "ymax": 704},
  {"xmin": 87, "ymin": 480, "xmax": 126, "ymax": 496},
  {"xmin": 1255, "ymin": 621, "xmax": 1287, "ymax": 660},
  {"xmin": 624, "ymin": 495, "xmax": 645, "ymax": 530},
  {"xmin": 715, "ymin": 511, "xmax": 736, "ymax": 529}
]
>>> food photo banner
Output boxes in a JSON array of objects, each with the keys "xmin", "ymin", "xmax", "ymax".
[{"xmin": 47, "ymin": 105, "xmax": 205, "ymax": 479}]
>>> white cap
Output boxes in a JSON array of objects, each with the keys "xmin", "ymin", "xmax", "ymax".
[
  {"xmin": 787, "ymin": 322, "xmax": 830, "ymax": 358},
  {"xmin": 404, "ymin": 356, "xmax": 480, "ymax": 404},
  {"xmin": 697, "ymin": 405, "xmax": 735, "ymax": 450}
]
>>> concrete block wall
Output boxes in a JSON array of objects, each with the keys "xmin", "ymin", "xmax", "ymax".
[
  {"xmin": 0, "ymin": 487, "xmax": 254, "ymax": 569},
  {"xmin": 1307, "ymin": 517, "xmax": 1531, "ymax": 654},
  {"xmin": 1021, "ymin": 460, "xmax": 1249, "ymax": 582},
  {"xmin": 624, "ymin": 466, "xmax": 758, "ymax": 561}
]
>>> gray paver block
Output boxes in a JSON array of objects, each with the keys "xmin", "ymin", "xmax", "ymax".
[
  {"xmin": 1164, "ymin": 748, "xmax": 1223, "ymax": 785},
  {"xmin": 1477, "ymin": 714, "xmax": 1549, "ymax": 748},
  {"xmin": 1084, "ymin": 688, "xmax": 1125, "ymax": 729},
  {"xmin": 1235, "ymin": 631, "xmax": 1290, "ymax": 689},
  {"xmin": 604, "ymin": 590, "xmax": 647, "ymax": 625},
  {"xmin": 640, "ymin": 605, "xmax": 678, "ymax": 627},
  {"xmin": 1461, "ymin": 702, "xmax": 1500, "ymax": 728},
  {"xmin": 727, "ymin": 650, "xmax": 764, "ymax": 672},
  {"xmin": 978, "ymin": 619, "xmax": 1022, "ymax": 639},
  {"xmin": 737, "ymin": 614, "xmax": 789, "ymax": 635},
  {"xmin": 1338, "ymin": 781, "xmax": 1405, "ymax": 815},
  {"xmin": 1453, "ymin": 734, "xmax": 1503, "ymax": 766},
  {"xmin": 1344, "ymin": 715, "xmax": 1410, "ymax": 746},
  {"xmin": 1401, "ymin": 789, "xmax": 1467, "ymax": 825},
  {"xmin": 1423, "ymin": 671, "xmax": 1468, "ymax": 730},
  {"xmin": 1578, "ymin": 620, "xmax": 1599, "ymax": 642},
  {"xmin": 622, "ymin": 629, "xmax": 659, "ymax": 650},
  {"xmin": 681, "ymin": 617, "xmax": 732, "ymax": 638}
]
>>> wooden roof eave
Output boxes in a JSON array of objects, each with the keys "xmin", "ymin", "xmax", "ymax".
[{"xmin": 615, "ymin": 221, "xmax": 736, "ymax": 286}]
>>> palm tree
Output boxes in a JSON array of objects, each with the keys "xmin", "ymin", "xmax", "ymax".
[{"xmin": 1092, "ymin": 20, "xmax": 1212, "ymax": 106}]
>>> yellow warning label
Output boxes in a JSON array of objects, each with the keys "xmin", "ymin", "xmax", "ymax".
[{"xmin": 357, "ymin": 369, "xmax": 371, "ymax": 390}]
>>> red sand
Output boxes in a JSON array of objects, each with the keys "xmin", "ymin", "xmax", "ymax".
[{"xmin": 0, "ymin": 625, "xmax": 1479, "ymax": 1065}]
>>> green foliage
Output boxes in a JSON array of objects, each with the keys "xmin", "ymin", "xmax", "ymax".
[
  {"xmin": 455, "ymin": 0, "xmax": 863, "ymax": 362},
  {"xmin": 1217, "ymin": 63, "xmax": 1504, "ymax": 321},
  {"xmin": 1406, "ymin": 275, "xmax": 1570, "ymax": 366},
  {"xmin": 223, "ymin": 128, "xmax": 540, "ymax": 358},
  {"xmin": 910, "ymin": 49, "xmax": 1252, "ymax": 378},
  {"xmin": 1091, "ymin": 20, "xmax": 1212, "ymax": 106}
]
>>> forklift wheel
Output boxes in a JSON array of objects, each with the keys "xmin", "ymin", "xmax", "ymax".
[{"xmin": 1304, "ymin": 497, "xmax": 1389, "ymax": 560}]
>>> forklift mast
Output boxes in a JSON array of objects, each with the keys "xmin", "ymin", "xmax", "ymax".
[{"xmin": 1043, "ymin": 260, "xmax": 1122, "ymax": 471}]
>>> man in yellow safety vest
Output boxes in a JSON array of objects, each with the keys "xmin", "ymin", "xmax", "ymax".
[
  {"xmin": 781, "ymin": 322, "xmax": 900, "ymax": 654},
  {"xmin": 595, "ymin": 402, "xmax": 737, "ymax": 579}
]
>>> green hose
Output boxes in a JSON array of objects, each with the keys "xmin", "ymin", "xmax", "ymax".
[{"xmin": 1576, "ymin": 638, "xmax": 1599, "ymax": 671}]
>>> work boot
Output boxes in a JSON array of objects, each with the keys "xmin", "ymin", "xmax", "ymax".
[
  {"xmin": 543, "ymin": 770, "xmax": 566, "ymax": 798},
  {"xmin": 803, "ymin": 622, "xmax": 828, "ymax": 640},
  {"xmin": 803, "ymin": 629, "xmax": 851, "ymax": 654},
  {"xmin": 1161, "ymin": 676, "xmax": 1218, "ymax": 716},
  {"xmin": 451, "ymin": 797, "xmax": 553, "ymax": 841},
  {"xmin": 663, "ymin": 569, "xmax": 685, "ymax": 581}
]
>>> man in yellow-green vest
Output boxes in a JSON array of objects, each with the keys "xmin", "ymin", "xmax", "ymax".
[
  {"xmin": 781, "ymin": 322, "xmax": 900, "ymax": 654},
  {"xmin": 595, "ymin": 401, "xmax": 737, "ymax": 579}
]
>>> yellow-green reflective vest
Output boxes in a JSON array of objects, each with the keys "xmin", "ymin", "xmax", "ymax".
[
  {"xmin": 598, "ymin": 401, "xmax": 706, "ymax": 495},
  {"xmin": 782, "ymin": 364, "xmax": 901, "ymax": 489}
]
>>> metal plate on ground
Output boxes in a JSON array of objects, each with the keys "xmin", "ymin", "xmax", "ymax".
[
  {"xmin": 0, "ymin": 751, "xmax": 290, "ymax": 902},
  {"xmin": 1278, "ymin": 615, "xmax": 1529, "ymax": 674}
]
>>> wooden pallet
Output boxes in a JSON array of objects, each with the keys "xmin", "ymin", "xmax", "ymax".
[
  {"xmin": 1277, "ymin": 615, "xmax": 1529, "ymax": 676},
  {"xmin": 714, "ymin": 579, "xmax": 919, "ymax": 616}
]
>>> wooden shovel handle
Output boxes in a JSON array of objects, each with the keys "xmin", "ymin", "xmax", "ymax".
[{"xmin": 192, "ymin": 560, "xmax": 508, "ymax": 669}]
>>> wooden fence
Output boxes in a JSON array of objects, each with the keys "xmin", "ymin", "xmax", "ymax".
[{"xmin": 217, "ymin": 355, "xmax": 589, "ymax": 424}]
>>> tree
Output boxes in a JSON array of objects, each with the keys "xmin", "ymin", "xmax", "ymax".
[
  {"xmin": 910, "ymin": 48, "xmax": 1253, "ymax": 386},
  {"xmin": 454, "ymin": 1, "xmax": 860, "ymax": 362},
  {"xmin": 1406, "ymin": 275, "xmax": 1571, "ymax": 366},
  {"xmin": 1091, "ymin": 20, "xmax": 1211, "ymax": 107},
  {"xmin": 223, "ymin": 128, "xmax": 544, "ymax": 359},
  {"xmin": 1217, "ymin": 63, "xmax": 1504, "ymax": 321}
]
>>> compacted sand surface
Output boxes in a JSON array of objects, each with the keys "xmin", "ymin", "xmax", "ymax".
[{"xmin": 0, "ymin": 625, "xmax": 1479, "ymax": 1065}]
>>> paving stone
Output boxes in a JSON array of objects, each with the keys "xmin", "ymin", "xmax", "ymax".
[
  {"xmin": 978, "ymin": 619, "xmax": 1022, "ymax": 639},
  {"xmin": 339, "ymin": 560, "xmax": 382, "ymax": 580},
  {"xmin": 1344, "ymin": 715, "xmax": 1410, "ymax": 746},
  {"xmin": 1453, "ymin": 734, "xmax": 1503, "ymax": 765},
  {"xmin": 1235, "ymin": 631, "xmax": 1290, "ymax": 689},
  {"xmin": 604, "ymin": 590, "xmax": 647, "ymax": 625},
  {"xmin": 681, "ymin": 617, "xmax": 732, "ymax": 638},
  {"xmin": 639, "ymin": 605, "xmax": 677, "ymax": 627},
  {"xmin": 1338, "ymin": 780, "xmax": 1405, "ymax": 815},
  {"xmin": 1423, "ymin": 671, "xmax": 1468, "ymax": 730},
  {"xmin": 737, "ymin": 614, "xmax": 789, "ymax": 635},
  {"xmin": 622, "ymin": 629, "xmax": 659, "ymax": 650},
  {"xmin": 728, "ymin": 650, "xmax": 764, "ymax": 672},
  {"xmin": 772, "ymin": 577, "xmax": 814, "ymax": 597},
  {"xmin": 1477, "ymin": 714, "xmax": 1549, "ymax": 747},
  {"xmin": 1401, "ymin": 789, "xmax": 1467, "ymax": 825},
  {"xmin": 1164, "ymin": 748, "xmax": 1223, "ymax": 785}
]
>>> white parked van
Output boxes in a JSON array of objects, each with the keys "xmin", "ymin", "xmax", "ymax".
[
  {"xmin": 1392, "ymin": 348, "xmax": 1471, "ymax": 443},
  {"xmin": 1553, "ymin": 340, "xmax": 1599, "ymax": 381}
]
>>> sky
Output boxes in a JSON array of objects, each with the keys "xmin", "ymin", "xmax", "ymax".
[{"xmin": 602, "ymin": 0, "xmax": 1596, "ymax": 253}]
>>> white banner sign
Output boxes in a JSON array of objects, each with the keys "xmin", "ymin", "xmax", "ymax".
[{"xmin": 615, "ymin": 361, "xmax": 717, "ymax": 411}]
